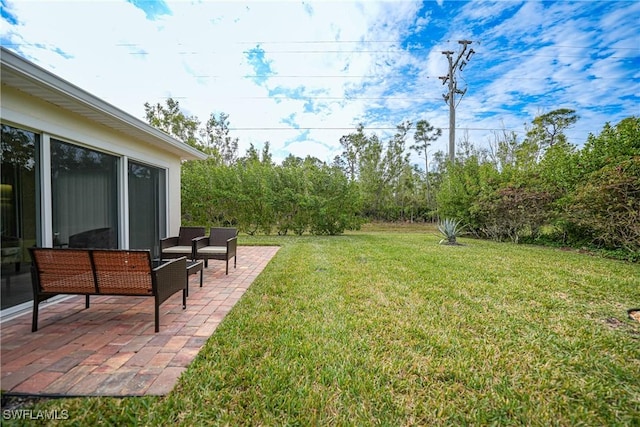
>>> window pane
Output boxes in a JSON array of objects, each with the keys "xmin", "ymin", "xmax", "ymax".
[
  {"xmin": 51, "ymin": 139, "xmax": 118, "ymax": 249},
  {"xmin": 128, "ymin": 161, "xmax": 166, "ymax": 257},
  {"xmin": 1, "ymin": 124, "xmax": 39, "ymax": 309}
]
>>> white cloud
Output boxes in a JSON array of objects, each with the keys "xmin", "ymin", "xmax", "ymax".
[{"xmin": 2, "ymin": 0, "xmax": 638, "ymax": 164}]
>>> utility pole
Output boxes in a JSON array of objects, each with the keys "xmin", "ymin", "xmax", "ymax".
[{"xmin": 440, "ymin": 40, "xmax": 475, "ymax": 162}]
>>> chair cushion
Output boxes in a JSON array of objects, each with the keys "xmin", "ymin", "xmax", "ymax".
[
  {"xmin": 162, "ymin": 246, "xmax": 193, "ymax": 254},
  {"xmin": 197, "ymin": 246, "xmax": 227, "ymax": 255}
]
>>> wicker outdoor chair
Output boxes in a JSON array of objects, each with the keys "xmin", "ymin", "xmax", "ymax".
[
  {"xmin": 193, "ymin": 227, "xmax": 238, "ymax": 274},
  {"xmin": 160, "ymin": 226, "xmax": 205, "ymax": 260}
]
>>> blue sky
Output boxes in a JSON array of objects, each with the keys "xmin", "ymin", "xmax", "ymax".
[{"xmin": 2, "ymin": 0, "xmax": 638, "ymax": 166}]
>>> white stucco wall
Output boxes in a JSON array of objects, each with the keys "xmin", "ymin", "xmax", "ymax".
[{"xmin": 1, "ymin": 85, "xmax": 184, "ymax": 245}]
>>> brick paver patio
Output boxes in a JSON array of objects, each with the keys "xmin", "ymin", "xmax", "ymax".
[{"xmin": 0, "ymin": 246, "xmax": 279, "ymax": 397}]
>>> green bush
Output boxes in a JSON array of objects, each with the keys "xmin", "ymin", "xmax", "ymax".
[
  {"xmin": 181, "ymin": 154, "xmax": 362, "ymax": 236},
  {"xmin": 475, "ymin": 183, "xmax": 554, "ymax": 243},
  {"xmin": 566, "ymin": 157, "xmax": 640, "ymax": 252},
  {"xmin": 308, "ymin": 164, "xmax": 362, "ymax": 235}
]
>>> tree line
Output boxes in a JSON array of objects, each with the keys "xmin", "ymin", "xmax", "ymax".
[
  {"xmin": 438, "ymin": 113, "xmax": 639, "ymax": 259},
  {"xmin": 144, "ymin": 100, "xmax": 639, "ymax": 258}
]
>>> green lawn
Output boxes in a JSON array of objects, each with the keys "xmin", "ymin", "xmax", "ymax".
[{"xmin": 15, "ymin": 225, "xmax": 640, "ymax": 425}]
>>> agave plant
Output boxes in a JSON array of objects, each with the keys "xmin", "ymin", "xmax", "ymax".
[{"xmin": 437, "ymin": 218, "xmax": 464, "ymax": 245}]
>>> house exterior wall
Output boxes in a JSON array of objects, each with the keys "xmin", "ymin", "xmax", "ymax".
[{"xmin": 1, "ymin": 85, "xmax": 183, "ymax": 243}]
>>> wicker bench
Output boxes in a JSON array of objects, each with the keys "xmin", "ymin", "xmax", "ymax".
[{"xmin": 29, "ymin": 248, "xmax": 187, "ymax": 333}]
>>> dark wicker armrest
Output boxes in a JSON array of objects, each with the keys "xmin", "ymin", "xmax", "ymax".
[
  {"xmin": 153, "ymin": 256, "xmax": 187, "ymax": 306},
  {"xmin": 226, "ymin": 236, "xmax": 237, "ymax": 257},
  {"xmin": 160, "ymin": 236, "xmax": 179, "ymax": 250},
  {"xmin": 193, "ymin": 236, "xmax": 209, "ymax": 251}
]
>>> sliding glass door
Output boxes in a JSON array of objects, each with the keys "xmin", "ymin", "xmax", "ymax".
[
  {"xmin": 1, "ymin": 125, "xmax": 39, "ymax": 309},
  {"xmin": 128, "ymin": 161, "xmax": 166, "ymax": 258},
  {"xmin": 51, "ymin": 139, "xmax": 118, "ymax": 249}
]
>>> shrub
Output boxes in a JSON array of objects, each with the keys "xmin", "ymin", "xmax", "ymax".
[
  {"xmin": 475, "ymin": 184, "xmax": 554, "ymax": 243},
  {"xmin": 566, "ymin": 157, "xmax": 640, "ymax": 252}
]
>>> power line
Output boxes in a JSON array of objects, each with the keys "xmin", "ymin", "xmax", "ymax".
[
  {"xmin": 9, "ymin": 41, "xmax": 632, "ymax": 57},
  {"xmin": 235, "ymin": 40, "xmax": 406, "ymax": 44},
  {"xmin": 236, "ymin": 96, "xmax": 446, "ymax": 101},
  {"xmin": 5, "ymin": 42, "xmax": 635, "ymax": 63},
  {"xmin": 7, "ymin": 40, "xmax": 639, "ymax": 52},
  {"xmin": 230, "ymin": 127, "xmax": 399, "ymax": 131},
  {"xmin": 123, "ymin": 49, "xmax": 635, "ymax": 59},
  {"xmin": 227, "ymin": 127, "xmax": 542, "ymax": 131},
  {"xmin": 171, "ymin": 74, "xmax": 629, "ymax": 81},
  {"xmin": 223, "ymin": 126, "xmax": 599, "ymax": 142},
  {"xmin": 225, "ymin": 40, "xmax": 640, "ymax": 51}
]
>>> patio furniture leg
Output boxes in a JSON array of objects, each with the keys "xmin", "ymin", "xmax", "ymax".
[
  {"xmin": 31, "ymin": 300, "xmax": 39, "ymax": 332},
  {"xmin": 155, "ymin": 300, "xmax": 160, "ymax": 333}
]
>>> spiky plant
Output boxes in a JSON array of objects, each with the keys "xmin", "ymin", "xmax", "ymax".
[{"xmin": 437, "ymin": 218, "xmax": 464, "ymax": 245}]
